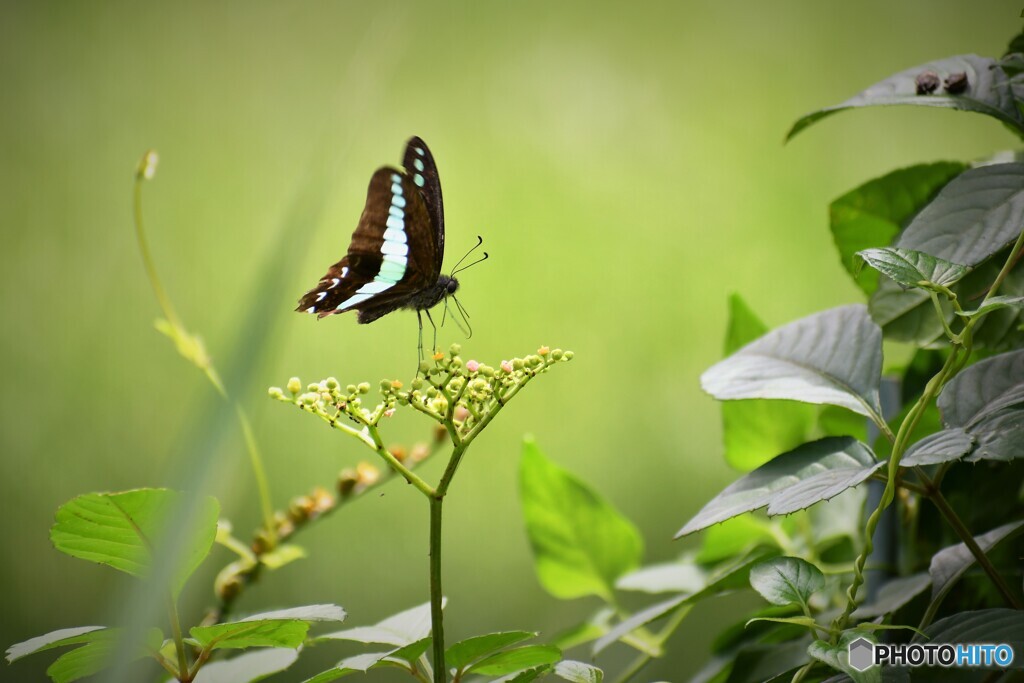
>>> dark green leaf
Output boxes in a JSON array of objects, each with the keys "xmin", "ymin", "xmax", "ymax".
[
  {"xmin": 318, "ymin": 600, "xmax": 436, "ymax": 646},
  {"xmin": 855, "ymin": 248, "xmax": 969, "ymax": 289},
  {"xmin": 928, "ymin": 520, "xmax": 1024, "ymax": 604},
  {"xmin": 938, "ymin": 348, "xmax": 1024, "ymax": 461},
  {"xmin": 724, "ymin": 638, "xmax": 811, "ymax": 683},
  {"xmin": 851, "ymin": 573, "xmax": 931, "ymax": 619},
  {"xmin": 957, "ymin": 294, "xmax": 1024, "ymax": 317},
  {"xmin": 677, "ymin": 437, "xmax": 880, "ymax": 536},
  {"xmin": 787, "ymin": 55, "xmax": 1024, "ymax": 141},
  {"xmin": 193, "ymin": 648, "xmax": 300, "ymax": 683},
  {"xmin": 808, "ymin": 631, "xmax": 880, "ymax": 683},
  {"xmin": 520, "ymin": 439, "xmax": 643, "ymax": 601},
  {"xmin": 553, "ymin": 660, "xmax": 604, "ymax": 683},
  {"xmin": 5, "ymin": 626, "xmax": 107, "ymax": 664},
  {"xmin": 749, "ymin": 557, "xmax": 824, "ymax": 607},
  {"xmin": 830, "ymin": 163, "xmax": 967, "ymax": 295},
  {"xmin": 702, "ymin": 305, "xmax": 884, "ymax": 419},
  {"xmin": 446, "ymin": 631, "xmax": 536, "ymax": 671},
  {"xmin": 867, "ymin": 280, "xmax": 946, "ymax": 347},
  {"xmin": 896, "ymin": 163, "xmax": 1024, "ymax": 268},
  {"xmin": 900, "ymin": 429, "xmax": 974, "ymax": 467},
  {"xmin": 190, "ymin": 621, "xmax": 308, "ymax": 651},
  {"xmin": 49, "ymin": 488, "xmax": 219, "ymax": 598},
  {"xmin": 913, "ymin": 609, "xmax": 1024, "ymax": 663},
  {"xmin": 468, "ymin": 644, "xmax": 562, "ymax": 676}
]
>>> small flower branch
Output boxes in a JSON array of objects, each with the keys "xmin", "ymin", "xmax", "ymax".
[{"xmin": 270, "ymin": 345, "xmax": 573, "ymax": 683}]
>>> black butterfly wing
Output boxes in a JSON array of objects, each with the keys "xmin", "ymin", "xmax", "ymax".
[
  {"xmin": 402, "ymin": 136, "xmax": 445, "ymax": 273},
  {"xmin": 296, "ymin": 167, "xmax": 438, "ymax": 321}
]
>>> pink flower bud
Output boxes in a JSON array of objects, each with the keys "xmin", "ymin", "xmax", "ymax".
[
  {"xmin": 500, "ymin": 360, "xmax": 513, "ymax": 373},
  {"xmin": 466, "ymin": 360, "xmax": 480, "ymax": 372},
  {"xmin": 384, "ymin": 408, "xmax": 395, "ymax": 418}
]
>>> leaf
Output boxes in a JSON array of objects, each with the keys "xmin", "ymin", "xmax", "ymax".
[
  {"xmin": 190, "ymin": 621, "xmax": 309, "ymax": 651},
  {"xmin": 553, "ymin": 660, "xmax": 604, "ymax": 683},
  {"xmin": 850, "ymin": 573, "xmax": 931, "ymax": 619},
  {"xmin": 696, "ymin": 515, "xmax": 778, "ymax": 564},
  {"xmin": 808, "ymin": 631, "xmax": 880, "ymax": 683},
  {"xmin": 45, "ymin": 633, "xmax": 120, "ymax": 683},
  {"xmin": 616, "ymin": 560, "xmax": 707, "ymax": 594},
  {"xmin": 468, "ymin": 644, "xmax": 562, "ymax": 676},
  {"xmin": 787, "ymin": 55, "xmax": 1024, "ymax": 141},
  {"xmin": 749, "ymin": 557, "xmax": 824, "ymax": 607},
  {"xmin": 830, "ymin": 163, "xmax": 967, "ymax": 295},
  {"xmin": 854, "ymin": 248, "xmax": 969, "ymax": 289},
  {"xmin": 677, "ymin": 437, "xmax": 881, "ymax": 537},
  {"xmin": 387, "ymin": 637, "xmax": 432, "ymax": 665},
  {"xmin": 6, "ymin": 626, "xmax": 107, "ymax": 663},
  {"xmin": 928, "ymin": 520, "xmax": 1024, "ymax": 604},
  {"xmin": 745, "ymin": 616, "xmax": 819, "ymax": 629},
  {"xmin": 318, "ymin": 600, "xmax": 438, "ymax": 646},
  {"xmin": 49, "ymin": 488, "xmax": 219, "ymax": 598},
  {"xmin": 520, "ymin": 438, "xmax": 643, "ymax": 601},
  {"xmin": 193, "ymin": 648, "xmax": 300, "ymax": 683},
  {"xmin": 900, "ymin": 428, "xmax": 974, "ymax": 467},
  {"xmin": 446, "ymin": 631, "xmax": 537, "ymax": 671},
  {"xmin": 723, "ymin": 638, "xmax": 812, "ymax": 683},
  {"xmin": 701, "ymin": 305, "xmax": 884, "ymax": 419},
  {"xmin": 957, "ymin": 294, "xmax": 1024, "ymax": 317},
  {"xmin": 721, "ymin": 295, "xmax": 820, "ymax": 472},
  {"xmin": 237, "ymin": 605, "xmax": 346, "ymax": 622},
  {"xmin": 896, "ymin": 163, "xmax": 1024, "ymax": 268},
  {"xmin": 913, "ymin": 609, "xmax": 1024, "ymax": 658},
  {"xmin": 937, "ymin": 349, "xmax": 1024, "ymax": 461},
  {"xmin": 549, "ymin": 609, "xmax": 614, "ymax": 651}
]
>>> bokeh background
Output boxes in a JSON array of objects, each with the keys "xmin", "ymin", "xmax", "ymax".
[{"xmin": 1, "ymin": 1, "xmax": 1019, "ymax": 680}]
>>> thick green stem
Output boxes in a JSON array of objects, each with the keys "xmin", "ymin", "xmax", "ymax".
[
  {"xmin": 166, "ymin": 595, "xmax": 190, "ymax": 682},
  {"xmin": 429, "ymin": 495, "xmax": 446, "ymax": 683}
]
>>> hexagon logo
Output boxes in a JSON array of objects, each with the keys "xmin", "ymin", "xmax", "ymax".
[{"xmin": 848, "ymin": 637, "xmax": 875, "ymax": 672}]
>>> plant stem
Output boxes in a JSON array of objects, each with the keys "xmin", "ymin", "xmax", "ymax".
[
  {"xmin": 429, "ymin": 495, "xmax": 446, "ymax": 683},
  {"xmin": 613, "ymin": 601, "xmax": 691, "ymax": 683},
  {"xmin": 166, "ymin": 595, "xmax": 190, "ymax": 682}
]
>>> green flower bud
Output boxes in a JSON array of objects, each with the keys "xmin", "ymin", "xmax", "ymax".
[
  {"xmin": 326, "ymin": 377, "xmax": 339, "ymax": 390},
  {"xmin": 287, "ymin": 377, "xmax": 302, "ymax": 395},
  {"xmin": 426, "ymin": 386, "xmax": 438, "ymax": 398},
  {"xmin": 449, "ymin": 343, "xmax": 462, "ymax": 356},
  {"xmin": 346, "ymin": 384, "xmax": 357, "ymax": 395},
  {"xmin": 301, "ymin": 393, "xmax": 317, "ymax": 405},
  {"xmin": 419, "ymin": 360, "xmax": 431, "ymax": 373},
  {"xmin": 479, "ymin": 364, "xmax": 495, "ymax": 377},
  {"xmin": 380, "ymin": 379, "xmax": 392, "ymax": 391},
  {"xmin": 513, "ymin": 358, "xmax": 525, "ymax": 370},
  {"xmin": 268, "ymin": 386, "xmax": 284, "ymax": 399},
  {"xmin": 552, "ymin": 349, "xmax": 564, "ymax": 360},
  {"xmin": 307, "ymin": 383, "xmax": 320, "ymax": 393},
  {"xmin": 450, "ymin": 357, "xmax": 463, "ymax": 369},
  {"xmin": 564, "ymin": 350, "xmax": 574, "ymax": 360},
  {"xmin": 411, "ymin": 378, "xmax": 424, "ymax": 390},
  {"xmin": 357, "ymin": 382, "xmax": 371, "ymax": 394}
]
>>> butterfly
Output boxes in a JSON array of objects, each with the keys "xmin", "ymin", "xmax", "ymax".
[{"xmin": 296, "ymin": 136, "xmax": 483, "ymax": 356}]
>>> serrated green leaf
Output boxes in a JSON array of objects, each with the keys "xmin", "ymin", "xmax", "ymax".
[
  {"xmin": 749, "ymin": 557, "xmax": 824, "ymax": 607},
  {"xmin": 677, "ymin": 437, "xmax": 880, "ymax": 537},
  {"xmin": 553, "ymin": 660, "xmax": 604, "ymax": 683},
  {"xmin": 5, "ymin": 626, "xmax": 107, "ymax": 664},
  {"xmin": 193, "ymin": 648, "xmax": 300, "ymax": 683},
  {"xmin": 808, "ymin": 631, "xmax": 880, "ymax": 683},
  {"xmin": 238, "ymin": 605, "xmax": 346, "ymax": 622},
  {"xmin": 45, "ymin": 633, "xmax": 120, "ymax": 683},
  {"xmin": 957, "ymin": 294, "xmax": 1024, "ymax": 317},
  {"xmin": 49, "ymin": 488, "xmax": 219, "ymax": 598},
  {"xmin": 722, "ymin": 638, "xmax": 811, "ymax": 683},
  {"xmin": 830, "ymin": 163, "xmax": 967, "ymax": 295},
  {"xmin": 386, "ymin": 636, "xmax": 431, "ymax": 665},
  {"xmin": 900, "ymin": 428, "xmax": 974, "ymax": 466},
  {"xmin": 702, "ymin": 305, "xmax": 884, "ymax": 419},
  {"xmin": 318, "ymin": 600, "xmax": 438, "ymax": 646},
  {"xmin": 787, "ymin": 55, "xmax": 1024, "ymax": 141},
  {"xmin": 855, "ymin": 247, "xmax": 969, "ymax": 289},
  {"xmin": 616, "ymin": 560, "xmax": 707, "ymax": 595},
  {"xmin": 446, "ymin": 631, "xmax": 536, "ymax": 671},
  {"xmin": 468, "ymin": 644, "xmax": 561, "ymax": 676},
  {"xmin": 520, "ymin": 439, "xmax": 642, "ymax": 601},
  {"xmin": 913, "ymin": 608, "xmax": 1024, "ymax": 657},
  {"xmin": 851, "ymin": 573, "xmax": 931, "ymax": 619},
  {"xmin": 189, "ymin": 620, "xmax": 309, "ymax": 650},
  {"xmin": 696, "ymin": 515, "xmax": 778, "ymax": 564},
  {"xmin": 929, "ymin": 520, "xmax": 1024, "ymax": 604}
]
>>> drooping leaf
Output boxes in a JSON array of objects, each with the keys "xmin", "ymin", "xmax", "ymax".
[
  {"xmin": 787, "ymin": 55, "xmax": 1024, "ymax": 141},
  {"xmin": 896, "ymin": 163, "xmax": 1024, "ymax": 268},
  {"xmin": 318, "ymin": 600, "xmax": 438, "ymax": 647},
  {"xmin": 49, "ymin": 488, "xmax": 219, "ymax": 598},
  {"xmin": 900, "ymin": 428, "xmax": 974, "ymax": 467},
  {"xmin": 616, "ymin": 560, "xmax": 707, "ymax": 595},
  {"xmin": 677, "ymin": 437, "xmax": 881, "ymax": 537},
  {"xmin": 701, "ymin": 305, "xmax": 884, "ymax": 419},
  {"xmin": 6, "ymin": 626, "xmax": 107, "ymax": 664},
  {"xmin": 193, "ymin": 648, "xmax": 300, "ymax": 683},
  {"xmin": 446, "ymin": 631, "xmax": 537, "ymax": 671},
  {"xmin": 851, "ymin": 573, "xmax": 931, "ymax": 619},
  {"xmin": 928, "ymin": 520, "xmax": 1024, "ymax": 604},
  {"xmin": 748, "ymin": 557, "xmax": 824, "ymax": 607},
  {"xmin": 553, "ymin": 660, "xmax": 604, "ymax": 683},
  {"xmin": 520, "ymin": 439, "xmax": 643, "ymax": 601},
  {"xmin": 808, "ymin": 630, "xmax": 880, "ymax": 683},
  {"xmin": 468, "ymin": 645, "xmax": 562, "ymax": 676},
  {"xmin": 854, "ymin": 248, "xmax": 969, "ymax": 289},
  {"xmin": 957, "ymin": 294, "xmax": 1024, "ymax": 317},
  {"xmin": 937, "ymin": 349, "xmax": 1024, "ymax": 461},
  {"xmin": 189, "ymin": 621, "xmax": 309, "ymax": 651},
  {"xmin": 913, "ymin": 609, "xmax": 1024, "ymax": 659},
  {"xmin": 830, "ymin": 163, "xmax": 967, "ymax": 295}
]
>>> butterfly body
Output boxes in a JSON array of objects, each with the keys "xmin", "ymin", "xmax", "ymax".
[{"xmin": 296, "ymin": 137, "xmax": 454, "ymax": 324}]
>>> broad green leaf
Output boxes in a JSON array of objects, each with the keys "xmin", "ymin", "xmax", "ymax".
[
  {"xmin": 45, "ymin": 633, "xmax": 120, "ymax": 683},
  {"xmin": 957, "ymin": 294, "xmax": 1024, "ymax": 317},
  {"xmin": 937, "ymin": 349, "xmax": 1024, "ymax": 461},
  {"xmin": 722, "ymin": 638, "xmax": 811, "ymax": 683},
  {"xmin": 193, "ymin": 648, "xmax": 300, "ymax": 683},
  {"xmin": 387, "ymin": 637, "xmax": 432, "ymax": 665},
  {"xmin": 468, "ymin": 644, "xmax": 562, "ymax": 676},
  {"xmin": 520, "ymin": 439, "xmax": 643, "ymax": 601},
  {"xmin": 913, "ymin": 609, "xmax": 1024, "ymax": 659},
  {"xmin": 49, "ymin": 488, "xmax": 219, "ymax": 598},
  {"xmin": 499, "ymin": 667, "xmax": 552, "ymax": 683},
  {"xmin": 808, "ymin": 631, "xmax": 880, "ymax": 683},
  {"xmin": 553, "ymin": 660, "xmax": 604, "ymax": 683},
  {"xmin": 928, "ymin": 520, "xmax": 1024, "ymax": 604},
  {"xmin": 190, "ymin": 621, "xmax": 309, "ymax": 651},
  {"xmin": 971, "ymin": 266, "xmax": 1024, "ymax": 351},
  {"xmin": 6, "ymin": 626, "xmax": 106, "ymax": 663},
  {"xmin": 830, "ymin": 163, "xmax": 967, "ymax": 295},
  {"xmin": 855, "ymin": 248, "xmax": 969, "ymax": 289},
  {"xmin": 237, "ymin": 605, "xmax": 346, "ymax": 622},
  {"xmin": 900, "ymin": 428, "xmax": 973, "ymax": 467},
  {"xmin": 897, "ymin": 163, "xmax": 1024, "ymax": 268},
  {"xmin": 677, "ymin": 437, "xmax": 881, "ymax": 537},
  {"xmin": 318, "ymin": 600, "xmax": 438, "ymax": 646},
  {"xmin": 701, "ymin": 305, "xmax": 884, "ymax": 419},
  {"xmin": 749, "ymin": 557, "xmax": 824, "ymax": 607},
  {"xmin": 851, "ymin": 573, "xmax": 931, "ymax": 618},
  {"xmin": 446, "ymin": 631, "xmax": 536, "ymax": 671},
  {"xmin": 696, "ymin": 515, "xmax": 778, "ymax": 564},
  {"xmin": 616, "ymin": 560, "xmax": 707, "ymax": 595},
  {"xmin": 809, "ymin": 488, "xmax": 867, "ymax": 547},
  {"xmin": 787, "ymin": 55, "xmax": 1024, "ymax": 141}
]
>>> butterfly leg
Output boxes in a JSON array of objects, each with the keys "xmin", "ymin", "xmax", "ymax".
[
  {"xmin": 417, "ymin": 310, "xmax": 425, "ymax": 361},
  {"xmin": 424, "ymin": 308, "xmax": 438, "ymax": 355}
]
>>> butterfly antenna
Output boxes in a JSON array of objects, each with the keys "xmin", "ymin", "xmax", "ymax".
[
  {"xmin": 452, "ymin": 295, "xmax": 473, "ymax": 338},
  {"xmin": 450, "ymin": 235, "xmax": 489, "ymax": 276}
]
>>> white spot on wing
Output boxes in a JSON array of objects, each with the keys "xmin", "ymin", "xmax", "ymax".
[
  {"xmin": 316, "ymin": 292, "xmax": 327, "ymax": 302},
  {"xmin": 383, "ymin": 227, "xmax": 406, "ymax": 243},
  {"xmin": 329, "ymin": 278, "xmax": 340, "ymax": 288},
  {"xmin": 381, "ymin": 240, "xmax": 409, "ymax": 256},
  {"xmin": 413, "ymin": 158, "xmax": 424, "ymax": 172},
  {"xmin": 306, "ymin": 306, "xmax": 317, "ymax": 313}
]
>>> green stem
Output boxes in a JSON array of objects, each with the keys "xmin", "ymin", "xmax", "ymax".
[
  {"xmin": 613, "ymin": 602, "xmax": 690, "ymax": 683},
  {"xmin": 790, "ymin": 662, "xmax": 815, "ymax": 683},
  {"xmin": 429, "ymin": 495, "xmax": 446, "ymax": 683},
  {"xmin": 166, "ymin": 594, "xmax": 190, "ymax": 682}
]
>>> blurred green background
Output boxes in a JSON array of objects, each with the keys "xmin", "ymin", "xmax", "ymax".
[{"xmin": 1, "ymin": 1, "xmax": 1020, "ymax": 680}]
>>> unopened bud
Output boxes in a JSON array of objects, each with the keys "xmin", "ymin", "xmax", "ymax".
[{"xmin": 287, "ymin": 377, "xmax": 302, "ymax": 395}]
